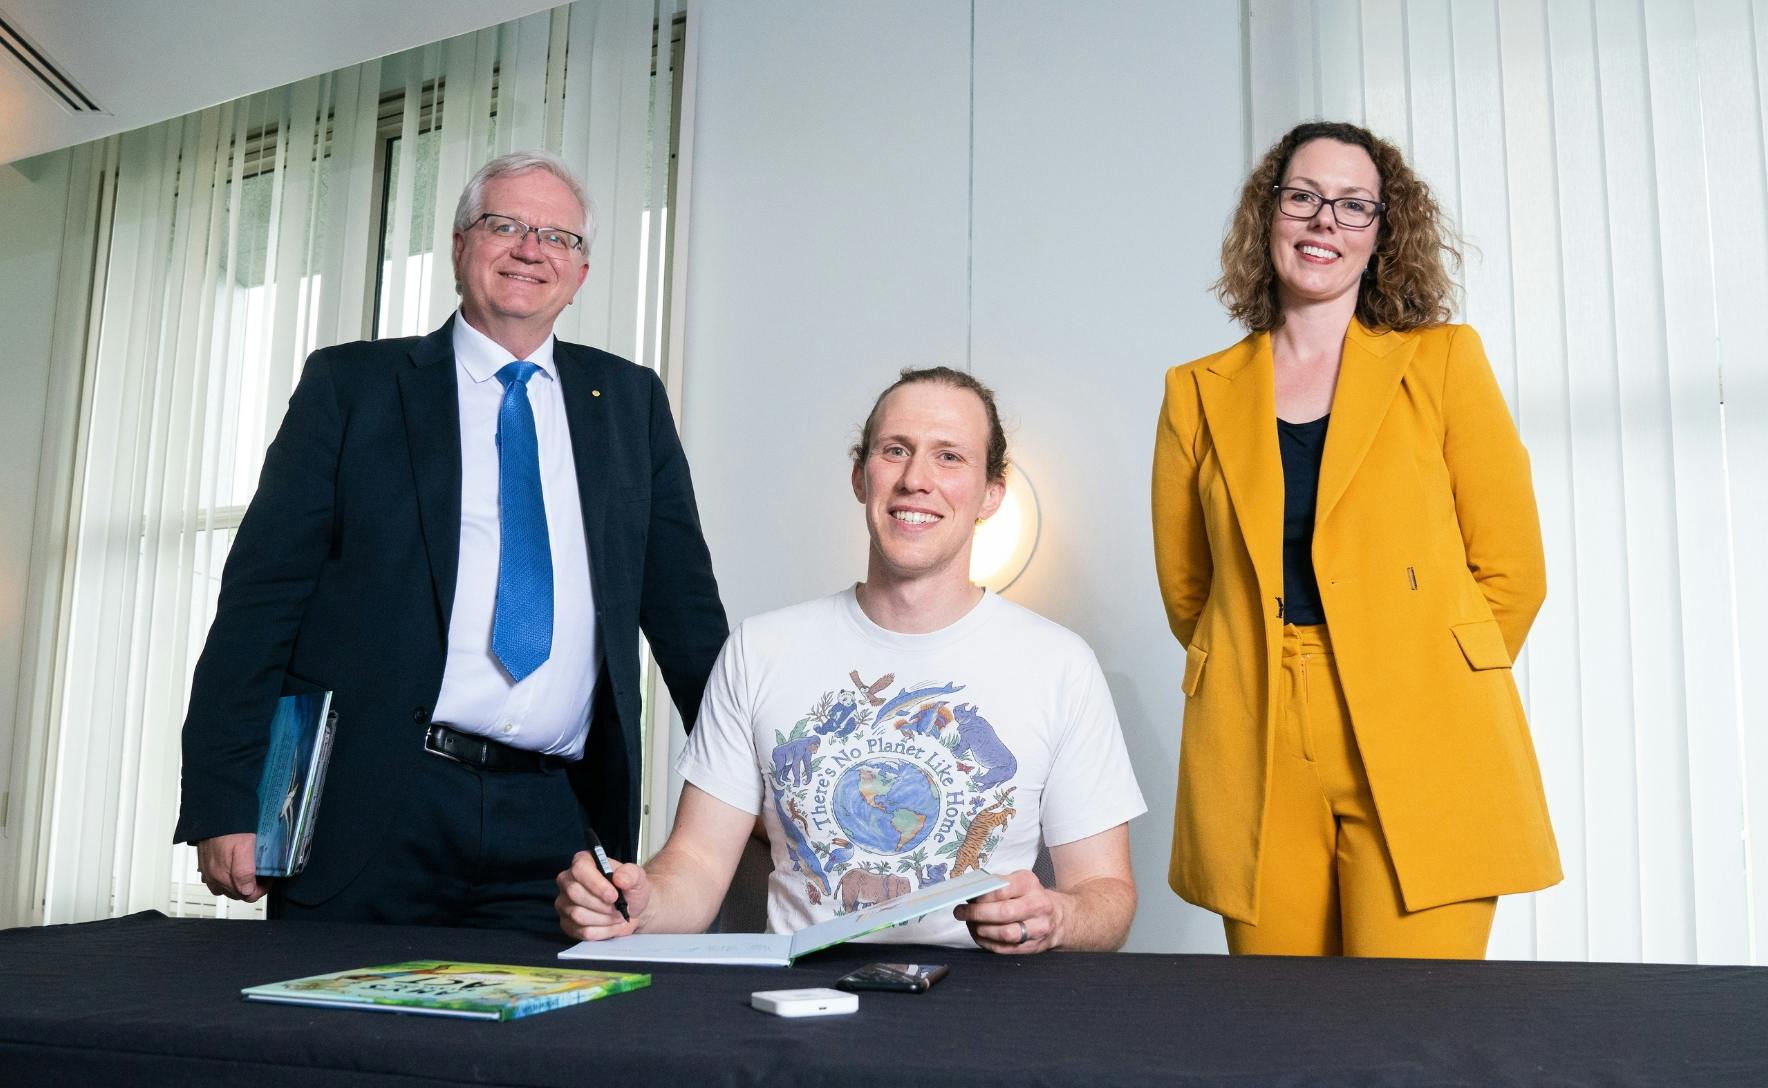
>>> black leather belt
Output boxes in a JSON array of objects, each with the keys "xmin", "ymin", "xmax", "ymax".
[{"xmin": 424, "ymin": 723, "xmax": 568, "ymax": 772}]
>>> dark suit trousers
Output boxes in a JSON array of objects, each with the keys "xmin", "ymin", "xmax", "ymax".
[{"xmin": 269, "ymin": 741, "xmax": 584, "ymax": 938}]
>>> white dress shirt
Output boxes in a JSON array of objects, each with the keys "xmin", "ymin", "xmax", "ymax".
[{"xmin": 432, "ymin": 313, "xmax": 599, "ymax": 757}]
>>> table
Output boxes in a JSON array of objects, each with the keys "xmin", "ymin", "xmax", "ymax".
[{"xmin": 2, "ymin": 912, "xmax": 1763, "ymax": 1086}]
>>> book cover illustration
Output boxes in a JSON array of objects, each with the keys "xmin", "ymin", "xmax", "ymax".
[
  {"xmin": 242, "ymin": 960, "xmax": 651, "ymax": 1020},
  {"xmin": 254, "ymin": 691, "xmax": 336, "ymax": 877}
]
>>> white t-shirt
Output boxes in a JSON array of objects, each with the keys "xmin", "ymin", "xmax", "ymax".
[{"xmin": 676, "ymin": 587, "xmax": 1147, "ymax": 948}]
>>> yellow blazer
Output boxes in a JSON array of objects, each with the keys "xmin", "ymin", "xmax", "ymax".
[{"xmin": 1152, "ymin": 320, "xmax": 1561, "ymax": 923}]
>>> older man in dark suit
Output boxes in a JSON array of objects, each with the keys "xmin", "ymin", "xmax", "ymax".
[{"xmin": 174, "ymin": 151, "xmax": 727, "ymax": 934}]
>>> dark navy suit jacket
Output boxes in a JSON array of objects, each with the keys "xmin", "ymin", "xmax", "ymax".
[{"xmin": 173, "ymin": 317, "xmax": 727, "ymax": 905}]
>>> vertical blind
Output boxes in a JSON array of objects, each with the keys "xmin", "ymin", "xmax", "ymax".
[
  {"xmin": 1248, "ymin": 0, "xmax": 1762, "ymax": 965},
  {"xmin": 15, "ymin": 0, "xmax": 682, "ymax": 927}
]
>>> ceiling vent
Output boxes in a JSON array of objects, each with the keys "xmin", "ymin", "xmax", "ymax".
[{"xmin": 0, "ymin": 12, "xmax": 103, "ymax": 114}]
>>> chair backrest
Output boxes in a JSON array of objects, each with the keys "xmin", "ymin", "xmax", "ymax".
[{"xmin": 709, "ymin": 834, "xmax": 772, "ymax": 933}]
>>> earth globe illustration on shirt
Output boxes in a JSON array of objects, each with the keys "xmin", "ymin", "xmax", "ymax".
[{"xmin": 830, "ymin": 758, "xmax": 941, "ymax": 854}]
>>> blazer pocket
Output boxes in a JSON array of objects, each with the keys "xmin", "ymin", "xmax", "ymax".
[
  {"xmin": 279, "ymin": 668, "xmax": 329, "ymax": 696},
  {"xmin": 1451, "ymin": 619, "xmax": 1512, "ymax": 670},
  {"xmin": 1181, "ymin": 643, "xmax": 1209, "ymax": 697},
  {"xmin": 609, "ymin": 485, "xmax": 648, "ymax": 505}
]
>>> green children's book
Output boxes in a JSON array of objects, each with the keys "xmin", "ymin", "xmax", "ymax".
[{"xmin": 243, "ymin": 960, "xmax": 650, "ymax": 1020}]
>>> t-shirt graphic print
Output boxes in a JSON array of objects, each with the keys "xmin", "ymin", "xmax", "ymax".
[{"xmin": 768, "ymin": 672, "xmax": 1021, "ymax": 915}]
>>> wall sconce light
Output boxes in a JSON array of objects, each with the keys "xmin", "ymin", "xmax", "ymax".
[{"xmin": 970, "ymin": 466, "xmax": 1041, "ymax": 593}]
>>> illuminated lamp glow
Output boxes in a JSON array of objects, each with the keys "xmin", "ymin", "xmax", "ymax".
[{"xmin": 969, "ymin": 467, "xmax": 1041, "ymax": 592}]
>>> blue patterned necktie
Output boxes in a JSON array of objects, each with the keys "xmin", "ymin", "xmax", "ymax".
[{"xmin": 492, "ymin": 361, "xmax": 552, "ymax": 682}]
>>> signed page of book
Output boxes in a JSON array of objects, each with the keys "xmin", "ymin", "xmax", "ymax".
[
  {"xmin": 558, "ymin": 870, "xmax": 1007, "ymax": 967},
  {"xmin": 561, "ymin": 932, "xmax": 797, "ymax": 967}
]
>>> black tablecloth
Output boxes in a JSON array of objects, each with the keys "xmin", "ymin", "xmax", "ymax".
[{"xmin": 1, "ymin": 912, "xmax": 1764, "ymax": 1086}]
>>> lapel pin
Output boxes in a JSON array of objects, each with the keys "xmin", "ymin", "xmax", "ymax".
[{"xmin": 592, "ymin": 389, "xmax": 601, "ymax": 397}]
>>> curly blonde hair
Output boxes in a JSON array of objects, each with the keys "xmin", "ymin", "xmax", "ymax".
[{"xmin": 1214, "ymin": 121, "xmax": 1461, "ymax": 333}]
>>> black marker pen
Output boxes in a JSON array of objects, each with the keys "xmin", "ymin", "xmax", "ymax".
[{"xmin": 584, "ymin": 825, "xmax": 630, "ymax": 922}]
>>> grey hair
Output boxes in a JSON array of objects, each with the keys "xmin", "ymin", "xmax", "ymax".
[{"xmin": 452, "ymin": 150, "xmax": 598, "ymax": 253}]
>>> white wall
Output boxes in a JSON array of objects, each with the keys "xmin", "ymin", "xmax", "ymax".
[
  {"xmin": 968, "ymin": 0, "xmax": 1244, "ymax": 952},
  {"xmin": 680, "ymin": 0, "xmax": 1245, "ymax": 952},
  {"xmin": 0, "ymin": 151, "xmax": 71, "ymax": 844},
  {"xmin": 680, "ymin": 1, "xmax": 972, "ymax": 618}
]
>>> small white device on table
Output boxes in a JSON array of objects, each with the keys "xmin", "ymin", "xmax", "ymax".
[{"xmin": 750, "ymin": 987, "xmax": 858, "ymax": 1018}]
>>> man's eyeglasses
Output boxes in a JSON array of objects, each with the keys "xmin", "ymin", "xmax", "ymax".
[
  {"xmin": 1272, "ymin": 186, "xmax": 1386, "ymax": 229},
  {"xmin": 471, "ymin": 213, "xmax": 586, "ymax": 254}
]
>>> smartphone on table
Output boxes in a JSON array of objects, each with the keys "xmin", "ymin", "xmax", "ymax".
[{"xmin": 835, "ymin": 963, "xmax": 949, "ymax": 993}]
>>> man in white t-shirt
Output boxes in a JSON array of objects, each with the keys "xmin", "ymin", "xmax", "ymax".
[{"xmin": 556, "ymin": 368, "xmax": 1145, "ymax": 951}]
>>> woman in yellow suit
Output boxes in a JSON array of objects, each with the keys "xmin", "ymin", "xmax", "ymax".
[{"xmin": 1153, "ymin": 121, "xmax": 1560, "ymax": 957}]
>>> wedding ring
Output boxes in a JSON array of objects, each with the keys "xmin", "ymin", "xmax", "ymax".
[{"xmin": 1016, "ymin": 920, "xmax": 1030, "ymax": 945}]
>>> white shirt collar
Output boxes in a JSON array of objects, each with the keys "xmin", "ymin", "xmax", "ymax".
[{"xmin": 451, "ymin": 310, "xmax": 558, "ymax": 385}]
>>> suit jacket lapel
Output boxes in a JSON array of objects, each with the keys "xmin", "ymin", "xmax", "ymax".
[
  {"xmin": 1198, "ymin": 333, "xmax": 1284, "ymax": 600},
  {"xmin": 555, "ymin": 347, "xmax": 642, "ymax": 784},
  {"xmin": 398, "ymin": 319, "xmax": 463, "ymax": 630},
  {"xmin": 556, "ymin": 343, "xmax": 610, "ymax": 606},
  {"xmin": 1317, "ymin": 320, "xmax": 1416, "ymax": 527}
]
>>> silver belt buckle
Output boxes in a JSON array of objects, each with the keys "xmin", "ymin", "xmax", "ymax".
[{"xmin": 424, "ymin": 724, "xmax": 471, "ymax": 766}]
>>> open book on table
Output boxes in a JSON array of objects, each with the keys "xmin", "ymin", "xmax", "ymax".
[{"xmin": 557, "ymin": 869, "xmax": 1008, "ymax": 967}]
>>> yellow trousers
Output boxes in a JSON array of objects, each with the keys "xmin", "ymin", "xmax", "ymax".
[{"xmin": 1224, "ymin": 624, "xmax": 1496, "ymax": 958}]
